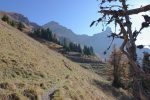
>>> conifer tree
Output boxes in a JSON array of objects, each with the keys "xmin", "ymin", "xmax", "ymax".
[
  {"xmin": 77, "ymin": 44, "xmax": 82, "ymax": 53},
  {"xmin": 1, "ymin": 15, "xmax": 9, "ymax": 22},
  {"xmin": 17, "ymin": 22, "xmax": 25, "ymax": 31}
]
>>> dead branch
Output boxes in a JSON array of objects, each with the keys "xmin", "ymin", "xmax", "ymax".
[{"xmin": 99, "ymin": 4, "xmax": 150, "ymax": 16}]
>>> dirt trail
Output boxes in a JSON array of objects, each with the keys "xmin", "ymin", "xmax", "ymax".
[{"xmin": 41, "ymin": 85, "xmax": 58, "ymax": 100}]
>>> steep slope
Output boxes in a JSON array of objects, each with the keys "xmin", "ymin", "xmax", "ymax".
[{"xmin": 0, "ymin": 20, "xmax": 119, "ymax": 100}]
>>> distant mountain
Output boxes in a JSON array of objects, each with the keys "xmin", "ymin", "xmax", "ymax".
[
  {"xmin": 0, "ymin": 11, "xmax": 41, "ymax": 30},
  {"xmin": 43, "ymin": 21, "xmax": 122, "ymax": 58},
  {"xmin": 43, "ymin": 21, "xmax": 79, "ymax": 41},
  {"xmin": 43, "ymin": 21, "xmax": 150, "ymax": 59}
]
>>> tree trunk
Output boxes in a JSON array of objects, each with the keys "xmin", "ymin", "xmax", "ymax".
[
  {"xmin": 113, "ymin": 63, "xmax": 122, "ymax": 88},
  {"xmin": 111, "ymin": 51, "xmax": 123, "ymax": 88},
  {"xmin": 126, "ymin": 43, "xmax": 150, "ymax": 99}
]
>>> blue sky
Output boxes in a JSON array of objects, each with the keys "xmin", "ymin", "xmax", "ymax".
[
  {"xmin": 0, "ymin": 0, "xmax": 101, "ymax": 36},
  {"xmin": 0, "ymin": 0, "xmax": 150, "ymax": 45}
]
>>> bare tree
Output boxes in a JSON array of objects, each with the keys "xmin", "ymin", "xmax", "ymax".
[
  {"xmin": 91, "ymin": 0, "xmax": 150, "ymax": 99},
  {"xmin": 110, "ymin": 45, "xmax": 122, "ymax": 88},
  {"xmin": 110, "ymin": 45, "xmax": 130, "ymax": 89}
]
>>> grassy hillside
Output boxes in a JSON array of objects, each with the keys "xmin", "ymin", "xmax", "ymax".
[{"xmin": 0, "ymin": 20, "xmax": 133, "ymax": 100}]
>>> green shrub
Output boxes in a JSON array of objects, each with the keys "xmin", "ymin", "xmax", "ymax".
[
  {"xmin": 1, "ymin": 15, "xmax": 9, "ymax": 22},
  {"xmin": 17, "ymin": 22, "xmax": 25, "ymax": 31}
]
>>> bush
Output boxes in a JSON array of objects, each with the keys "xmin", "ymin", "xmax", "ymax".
[
  {"xmin": 10, "ymin": 20, "xmax": 16, "ymax": 27},
  {"xmin": 17, "ymin": 22, "xmax": 25, "ymax": 31},
  {"xmin": 1, "ymin": 15, "xmax": 9, "ymax": 22}
]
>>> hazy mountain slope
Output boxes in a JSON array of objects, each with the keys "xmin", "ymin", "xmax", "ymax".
[
  {"xmin": 42, "ymin": 21, "xmax": 122, "ymax": 58},
  {"xmin": 43, "ymin": 21, "xmax": 150, "ymax": 59},
  {"xmin": 0, "ymin": 20, "xmax": 119, "ymax": 100},
  {"xmin": 43, "ymin": 21, "xmax": 79, "ymax": 42}
]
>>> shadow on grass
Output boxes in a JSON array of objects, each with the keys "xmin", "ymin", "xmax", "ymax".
[{"xmin": 92, "ymin": 79, "xmax": 134, "ymax": 100}]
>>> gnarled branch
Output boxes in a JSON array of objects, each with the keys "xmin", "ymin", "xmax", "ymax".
[{"xmin": 99, "ymin": 4, "xmax": 150, "ymax": 16}]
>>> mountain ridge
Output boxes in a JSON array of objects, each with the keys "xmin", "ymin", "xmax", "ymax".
[
  {"xmin": 0, "ymin": 11, "xmax": 41, "ymax": 30},
  {"xmin": 42, "ymin": 21, "xmax": 121, "ymax": 58},
  {"xmin": 42, "ymin": 21, "xmax": 150, "ymax": 59}
]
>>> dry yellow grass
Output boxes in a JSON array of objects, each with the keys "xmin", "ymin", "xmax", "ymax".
[{"xmin": 0, "ymin": 20, "xmax": 132, "ymax": 100}]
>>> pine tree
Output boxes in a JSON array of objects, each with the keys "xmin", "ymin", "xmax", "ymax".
[
  {"xmin": 69, "ymin": 42, "xmax": 73, "ymax": 51},
  {"xmin": 10, "ymin": 20, "xmax": 16, "ymax": 27},
  {"xmin": 34, "ymin": 28, "xmax": 41, "ymax": 36},
  {"xmin": 83, "ymin": 45, "xmax": 89, "ymax": 55},
  {"xmin": 83, "ymin": 45, "xmax": 95, "ymax": 55},
  {"xmin": 77, "ymin": 44, "xmax": 82, "ymax": 53},
  {"xmin": 62, "ymin": 38, "xmax": 70, "ymax": 52},
  {"xmin": 46, "ymin": 28, "xmax": 52, "ymax": 41},
  {"xmin": 17, "ymin": 22, "xmax": 25, "ymax": 31},
  {"xmin": 52, "ymin": 34, "xmax": 58, "ymax": 43},
  {"xmin": 89, "ymin": 46, "xmax": 94, "ymax": 55},
  {"xmin": 1, "ymin": 15, "xmax": 9, "ymax": 22}
]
